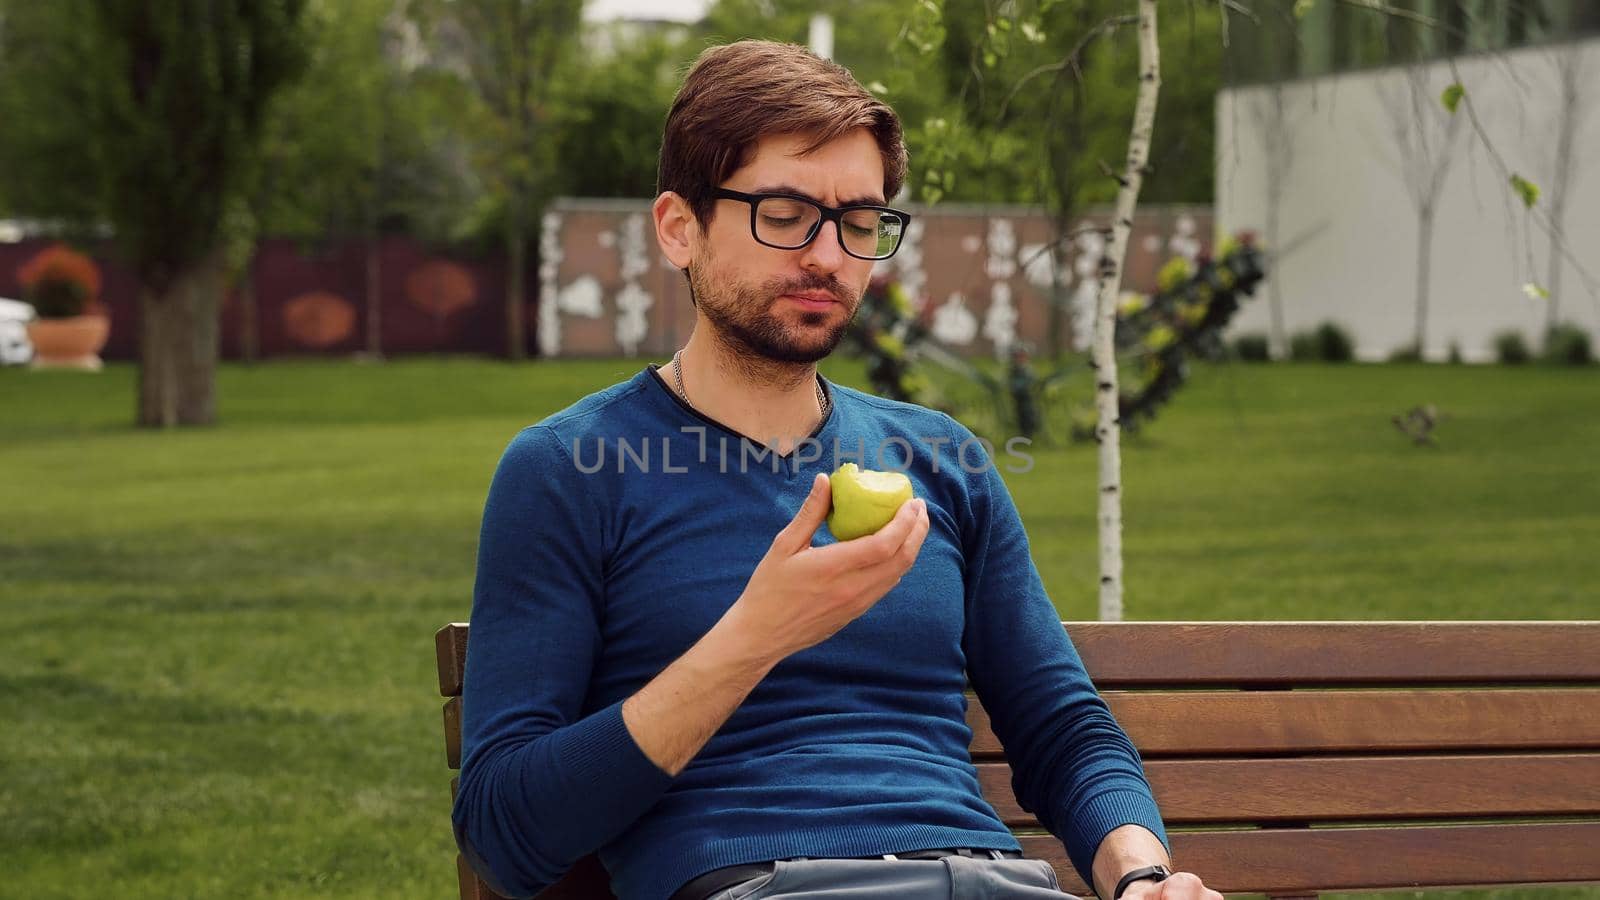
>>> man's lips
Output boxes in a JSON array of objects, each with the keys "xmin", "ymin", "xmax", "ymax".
[{"xmin": 782, "ymin": 292, "xmax": 839, "ymax": 309}]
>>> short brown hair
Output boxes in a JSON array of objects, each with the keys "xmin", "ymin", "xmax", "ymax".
[{"xmin": 658, "ymin": 40, "xmax": 909, "ymax": 226}]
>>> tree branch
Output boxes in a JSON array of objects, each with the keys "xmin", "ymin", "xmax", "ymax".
[{"xmin": 1444, "ymin": 56, "xmax": 1600, "ymax": 312}]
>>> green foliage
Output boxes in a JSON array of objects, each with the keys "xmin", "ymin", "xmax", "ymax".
[
  {"xmin": 1441, "ymin": 82, "xmax": 1465, "ymax": 114},
  {"xmin": 17, "ymin": 244, "xmax": 102, "ymax": 318},
  {"xmin": 1105, "ymin": 238, "xmax": 1268, "ymax": 435},
  {"xmin": 550, "ymin": 32, "xmax": 684, "ymax": 199},
  {"xmin": 1510, "ymin": 173, "xmax": 1541, "ymax": 209},
  {"xmin": 658, "ymin": 0, "xmax": 1221, "ymax": 210},
  {"xmin": 1494, "ymin": 329, "xmax": 1532, "ymax": 364},
  {"xmin": 1231, "ymin": 332, "xmax": 1272, "ymax": 362},
  {"xmin": 23, "ymin": 281, "xmax": 88, "ymax": 319},
  {"xmin": 0, "ymin": 8, "xmax": 101, "ymax": 225},
  {"xmin": 0, "ymin": 0, "xmax": 309, "ymax": 286},
  {"xmin": 1541, "ymin": 324, "xmax": 1594, "ymax": 366},
  {"xmin": 911, "ymin": 0, "xmax": 1223, "ymax": 210},
  {"xmin": 423, "ymin": 0, "xmax": 584, "ymax": 223},
  {"xmin": 254, "ymin": 0, "xmax": 477, "ymax": 243},
  {"xmin": 844, "ymin": 276, "xmax": 935, "ymax": 405},
  {"xmin": 1157, "ymin": 256, "xmax": 1195, "ymax": 292},
  {"xmin": 1290, "ymin": 322, "xmax": 1356, "ymax": 362}
]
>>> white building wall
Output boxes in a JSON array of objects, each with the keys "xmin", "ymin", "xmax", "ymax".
[{"xmin": 1217, "ymin": 38, "xmax": 1600, "ymax": 361}]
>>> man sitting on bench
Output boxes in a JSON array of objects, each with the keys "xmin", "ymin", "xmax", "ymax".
[{"xmin": 452, "ymin": 39, "xmax": 1221, "ymax": 900}]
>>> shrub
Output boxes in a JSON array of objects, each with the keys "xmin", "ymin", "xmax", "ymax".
[
  {"xmin": 1290, "ymin": 321, "xmax": 1354, "ymax": 362},
  {"xmin": 1541, "ymin": 324, "xmax": 1594, "ymax": 366},
  {"xmin": 1494, "ymin": 330, "xmax": 1531, "ymax": 365},
  {"xmin": 1231, "ymin": 332, "xmax": 1271, "ymax": 362},
  {"xmin": 1447, "ymin": 342, "xmax": 1464, "ymax": 365},
  {"xmin": 1388, "ymin": 343, "xmax": 1423, "ymax": 363},
  {"xmin": 18, "ymin": 244, "xmax": 102, "ymax": 319}
]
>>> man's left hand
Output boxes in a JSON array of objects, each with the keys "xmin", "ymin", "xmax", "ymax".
[{"xmin": 1118, "ymin": 871, "xmax": 1222, "ymax": 900}]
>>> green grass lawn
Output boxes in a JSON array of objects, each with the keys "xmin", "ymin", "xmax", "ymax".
[{"xmin": 3, "ymin": 356, "xmax": 1597, "ymax": 898}]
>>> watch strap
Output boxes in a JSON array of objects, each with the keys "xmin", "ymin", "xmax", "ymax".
[{"xmin": 1113, "ymin": 864, "xmax": 1172, "ymax": 899}]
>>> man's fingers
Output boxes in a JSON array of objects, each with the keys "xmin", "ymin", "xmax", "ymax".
[
  {"xmin": 773, "ymin": 473, "xmax": 831, "ymax": 554},
  {"xmin": 895, "ymin": 500, "xmax": 930, "ymax": 568},
  {"xmin": 829, "ymin": 498, "xmax": 923, "ymax": 569},
  {"xmin": 845, "ymin": 501, "xmax": 929, "ymax": 594}
]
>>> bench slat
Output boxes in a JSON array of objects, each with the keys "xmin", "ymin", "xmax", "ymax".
[
  {"xmin": 447, "ymin": 690, "xmax": 1600, "ymax": 770},
  {"xmin": 445, "ymin": 697, "xmax": 462, "ymax": 769},
  {"xmin": 979, "ymin": 753, "xmax": 1600, "ymax": 826},
  {"xmin": 1027, "ymin": 821, "xmax": 1600, "ymax": 894},
  {"xmin": 1067, "ymin": 621, "xmax": 1600, "ymax": 686},
  {"xmin": 969, "ymin": 688, "xmax": 1600, "ymax": 757},
  {"xmin": 438, "ymin": 624, "xmax": 469, "ymax": 697},
  {"xmin": 435, "ymin": 622, "xmax": 1600, "ymax": 698}
]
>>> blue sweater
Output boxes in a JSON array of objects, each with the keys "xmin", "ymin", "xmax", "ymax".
[{"xmin": 452, "ymin": 366, "xmax": 1169, "ymax": 900}]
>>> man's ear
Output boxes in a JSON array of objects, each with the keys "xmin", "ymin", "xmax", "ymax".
[{"xmin": 653, "ymin": 192, "xmax": 696, "ymax": 269}]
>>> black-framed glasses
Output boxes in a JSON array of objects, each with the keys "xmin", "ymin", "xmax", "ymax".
[{"xmin": 712, "ymin": 188, "xmax": 912, "ymax": 261}]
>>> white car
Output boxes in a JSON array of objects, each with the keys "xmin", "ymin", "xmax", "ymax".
[{"xmin": 0, "ymin": 297, "xmax": 36, "ymax": 366}]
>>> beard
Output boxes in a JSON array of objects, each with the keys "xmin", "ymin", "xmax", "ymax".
[{"xmin": 688, "ymin": 257, "xmax": 861, "ymax": 366}]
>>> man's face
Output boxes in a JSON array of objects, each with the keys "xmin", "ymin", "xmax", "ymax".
[{"xmin": 689, "ymin": 129, "xmax": 884, "ymax": 365}]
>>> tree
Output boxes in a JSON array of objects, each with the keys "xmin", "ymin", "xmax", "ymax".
[
  {"xmin": 549, "ymin": 32, "xmax": 687, "ymax": 200},
  {"xmin": 1377, "ymin": 62, "xmax": 1462, "ymax": 359},
  {"xmin": 1245, "ymin": 81, "xmax": 1305, "ymax": 360},
  {"xmin": 1082, "ymin": 0, "xmax": 1160, "ymax": 621},
  {"xmin": 0, "ymin": 0, "xmax": 308, "ymax": 426},
  {"xmin": 1537, "ymin": 44, "xmax": 1592, "ymax": 339},
  {"xmin": 249, "ymin": 0, "xmax": 478, "ymax": 361},
  {"xmin": 426, "ymin": 0, "xmax": 583, "ymax": 360},
  {"xmin": 915, "ymin": 0, "xmax": 1170, "ymax": 620}
]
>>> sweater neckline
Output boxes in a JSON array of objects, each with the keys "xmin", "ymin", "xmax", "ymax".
[{"xmin": 642, "ymin": 364, "xmax": 835, "ymax": 462}]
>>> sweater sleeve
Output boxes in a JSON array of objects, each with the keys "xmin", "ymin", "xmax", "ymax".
[
  {"xmin": 451, "ymin": 425, "xmax": 674, "ymax": 898},
  {"xmin": 948, "ymin": 417, "xmax": 1170, "ymax": 888}
]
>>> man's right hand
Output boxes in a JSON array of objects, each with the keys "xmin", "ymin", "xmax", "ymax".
[
  {"xmin": 726, "ymin": 472, "xmax": 930, "ymax": 663},
  {"xmin": 622, "ymin": 472, "xmax": 929, "ymax": 776}
]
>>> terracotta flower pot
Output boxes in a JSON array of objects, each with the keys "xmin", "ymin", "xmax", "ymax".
[{"xmin": 26, "ymin": 314, "xmax": 111, "ymax": 371}]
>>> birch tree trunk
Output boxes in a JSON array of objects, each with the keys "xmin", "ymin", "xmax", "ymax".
[{"xmin": 1094, "ymin": 0, "xmax": 1161, "ymax": 622}]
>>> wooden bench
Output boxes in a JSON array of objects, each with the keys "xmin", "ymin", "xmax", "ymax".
[{"xmin": 436, "ymin": 621, "xmax": 1600, "ymax": 899}]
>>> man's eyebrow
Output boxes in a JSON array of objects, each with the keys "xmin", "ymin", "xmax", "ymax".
[{"xmin": 752, "ymin": 184, "xmax": 887, "ymax": 208}]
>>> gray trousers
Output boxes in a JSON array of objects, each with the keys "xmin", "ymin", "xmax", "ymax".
[{"xmin": 705, "ymin": 856, "xmax": 1080, "ymax": 899}]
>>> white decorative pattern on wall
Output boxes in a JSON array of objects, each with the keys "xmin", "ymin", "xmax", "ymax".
[
  {"xmin": 613, "ymin": 213, "xmax": 654, "ymax": 356},
  {"xmin": 1070, "ymin": 228, "xmax": 1105, "ymax": 353},
  {"xmin": 984, "ymin": 218, "xmax": 1020, "ymax": 356},
  {"xmin": 537, "ymin": 211, "xmax": 564, "ymax": 357},
  {"xmin": 932, "ymin": 292, "xmax": 979, "ymax": 345}
]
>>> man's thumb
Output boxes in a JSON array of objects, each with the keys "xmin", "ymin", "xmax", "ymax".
[{"xmin": 776, "ymin": 473, "xmax": 831, "ymax": 553}]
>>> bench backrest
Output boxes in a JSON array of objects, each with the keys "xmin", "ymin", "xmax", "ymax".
[{"xmin": 436, "ymin": 621, "xmax": 1600, "ymax": 899}]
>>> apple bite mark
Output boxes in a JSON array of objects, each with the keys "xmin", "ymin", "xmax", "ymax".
[{"xmin": 827, "ymin": 462, "xmax": 915, "ymax": 541}]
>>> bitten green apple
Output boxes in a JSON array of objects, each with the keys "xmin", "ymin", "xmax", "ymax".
[{"xmin": 827, "ymin": 463, "xmax": 915, "ymax": 541}]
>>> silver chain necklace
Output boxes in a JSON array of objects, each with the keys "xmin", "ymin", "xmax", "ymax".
[{"xmin": 671, "ymin": 349, "xmax": 831, "ymax": 424}]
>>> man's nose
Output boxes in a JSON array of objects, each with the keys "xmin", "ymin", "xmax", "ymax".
[{"xmin": 799, "ymin": 220, "xmax": 847, "ymax": 273}]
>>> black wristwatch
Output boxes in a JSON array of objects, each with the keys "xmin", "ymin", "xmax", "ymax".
[{"xmin": 1113, "ymin": 864, "xmax": 1171, "ymax": 899}]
